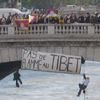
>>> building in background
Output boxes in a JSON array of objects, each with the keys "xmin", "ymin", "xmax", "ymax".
[
  {"xmin": 7, "ymin": 0, "xmax": 22, "ymax": 9},
  {"xmin": 0, "ymin": 0, "xmax": 22, "ymax": 9},
  {"xmin": 16, "ymin": 0, "xmax": 22, "ymax": 9}
]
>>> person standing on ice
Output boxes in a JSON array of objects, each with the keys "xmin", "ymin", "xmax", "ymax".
[
  {"xmin": 13, "ymin": 69, "xmax": 22, "ymax": 87},
  {"xmin": 77, "ymin": 74, "xmax": 90, "ymax": 96}
]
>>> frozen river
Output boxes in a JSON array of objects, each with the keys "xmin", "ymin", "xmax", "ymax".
[{"xmin": 0, "ymin": 61, "xmax": 100, "ymax": 100}]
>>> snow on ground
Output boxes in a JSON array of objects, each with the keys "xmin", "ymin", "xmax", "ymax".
[{"xmin": 0, "ymin": 61, "xmax": 100, "ymax": 100}]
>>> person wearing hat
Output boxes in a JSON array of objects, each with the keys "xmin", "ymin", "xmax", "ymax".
[{"xmin": 77, "ymin": 74, "xmax": 90, "ymax": 96}]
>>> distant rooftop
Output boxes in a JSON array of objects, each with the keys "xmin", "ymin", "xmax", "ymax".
[{"xmin": 59, "ymin": 5, "xmax": 100, "ymax": 15}]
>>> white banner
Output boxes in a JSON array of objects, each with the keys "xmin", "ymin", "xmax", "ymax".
[{"xmin": 22, "ymin": 49, "xmax": 82, "ymax": 74}]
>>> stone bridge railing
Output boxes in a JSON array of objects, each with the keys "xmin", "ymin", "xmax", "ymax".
[
  {"xmin": 14, "ymin": 23, "xmax": 100, "ymax": 36},
  {"xmin": 0, "ymin": 23, "xmax": 100, "ymax": 42},
  {"xmin": 0, "ymin": 23, "xmax": 100, "ymax": 36}
]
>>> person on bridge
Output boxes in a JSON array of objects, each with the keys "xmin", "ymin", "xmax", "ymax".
[
  {"xmin": 13, "ymin": 69, "xmax": 22, "ymax": 87},
  {"xmin": 77, "ymin": 74, "xmax": 90, "ymax": 97}
]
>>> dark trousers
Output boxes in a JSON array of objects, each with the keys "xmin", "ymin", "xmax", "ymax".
[
  {"xmin": 77, "ymin": 83, "xmax": 87, "ymax": 96},
  {"xmin": 15, "ymin": 78, "xmax": 22, "ymax": 87}
]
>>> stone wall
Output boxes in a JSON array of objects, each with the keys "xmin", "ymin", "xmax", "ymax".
[{"xmin": 0, "ymin": 41, "xmax": 100, "ymax": 63}]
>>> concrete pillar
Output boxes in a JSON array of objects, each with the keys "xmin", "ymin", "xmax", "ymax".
[
  {"xmin": 48, "ymin": 25, "xmax": 55, "ymax": 34},
  {"xmin": 8, "ymin": 25, "xmax": 15, "ymax": 35},
  {"xmin": 88, "ymin": 24, "xmax": 95, "ymax": 35}
]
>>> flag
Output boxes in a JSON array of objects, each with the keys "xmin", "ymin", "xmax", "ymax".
[
  {"xmin": 29, "ymin": 15, "xmax": 35, "ymax": 23},
  {"xmin": 15, "ymin": 19, "xmax": 29, "ymax": 31}
]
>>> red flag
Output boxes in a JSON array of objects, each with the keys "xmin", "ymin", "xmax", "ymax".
[{"xmin": 15, "ymin": 19, "xmax": 29, "ymax": 31}]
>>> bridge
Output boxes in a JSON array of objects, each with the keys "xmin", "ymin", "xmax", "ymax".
[{"xmin": 0, "ymin": 23, "xmax": 100, "ymax": 62}]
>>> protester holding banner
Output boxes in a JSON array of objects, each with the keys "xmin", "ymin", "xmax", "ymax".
[{"xmin": 77, "ymin": 74, "xmax": 90, "ymax": 96}]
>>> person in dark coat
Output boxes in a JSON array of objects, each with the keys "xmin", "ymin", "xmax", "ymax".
[
  {"xmin": 13, "ymin": 69, "xmax": 22, "ymax": 87},
  {"xmin": 77, "ymin": 74, "xmax": 90, "ymax": 96}
]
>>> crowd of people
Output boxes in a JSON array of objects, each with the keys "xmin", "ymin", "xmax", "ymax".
[{"xmin": 0, "ymin": 8, "xmax": 100, "ymax": 25}]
